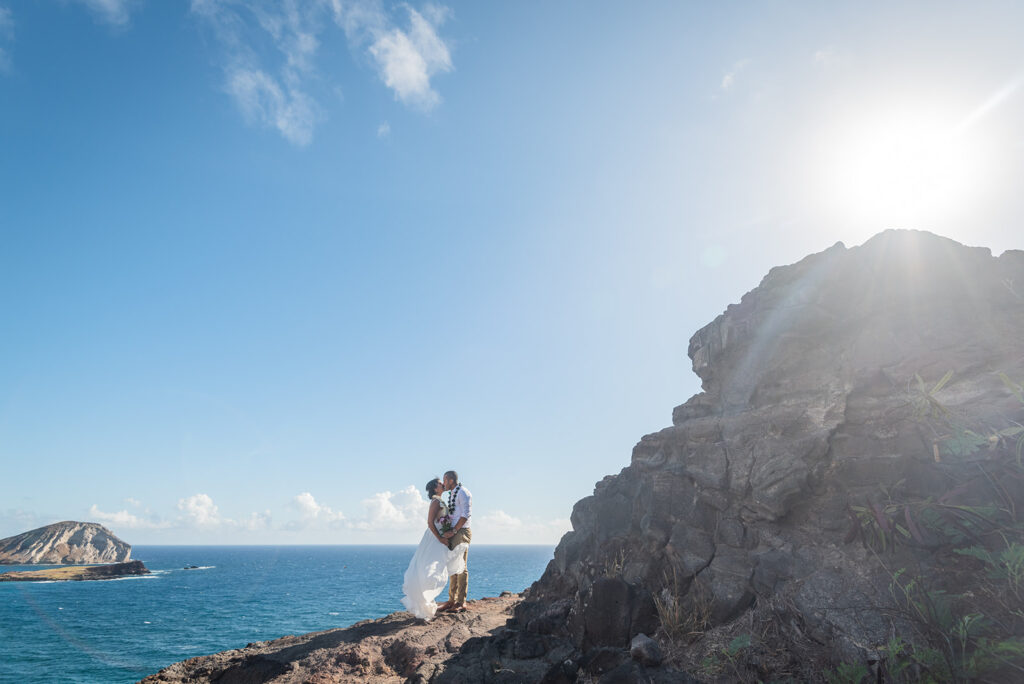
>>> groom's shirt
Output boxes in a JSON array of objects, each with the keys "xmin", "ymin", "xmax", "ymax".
[{"xmin": 452, "ymin": 486, "xmax": 472, "ymax": 529}]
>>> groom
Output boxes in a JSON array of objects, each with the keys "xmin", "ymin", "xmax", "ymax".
[{"xmin": 440, "ymin": 470, "xmax": 472, "ymax": 612}]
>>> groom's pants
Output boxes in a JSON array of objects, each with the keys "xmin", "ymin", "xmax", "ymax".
[{"xmin": 448, "ymin": 527, "xmax": 472, "ymax": 605}]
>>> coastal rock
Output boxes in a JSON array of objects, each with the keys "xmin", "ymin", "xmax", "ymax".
[
  {"xmin": 0, "ymin": 521, "xmax": 131, "ymax": 564},
  {"xmin": 0, "ymin": 560, "xmax": 149, "ymax": 582},
  {"xmin": 629, "ymin": 633, "xmax": 663, "ymax": 666},
  {"xmin": 141, "ymin": 595, "xmax": 557, "ymax": 684},
  {"xmin": 509, "ymin": 229, "xmax": 1024, "ymax": 678}
]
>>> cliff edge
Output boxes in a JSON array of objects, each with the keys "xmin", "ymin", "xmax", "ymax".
[
  {"xmin": 0, "ymin": 521, "xmax": 132, "ymax": 564},
  {"xmin": 142, "ymin": 594, "xmax": 533, "ymax": 684}
]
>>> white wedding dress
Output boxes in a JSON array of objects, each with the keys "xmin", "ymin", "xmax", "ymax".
[{"xmin": 401, "ymin": 498, "xmax": 469, "ymax": 620}]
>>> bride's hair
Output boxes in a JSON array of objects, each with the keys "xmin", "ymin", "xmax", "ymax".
[{"xmin": 425, "ymin": 477, "xmax": 442, "ymax": 498}]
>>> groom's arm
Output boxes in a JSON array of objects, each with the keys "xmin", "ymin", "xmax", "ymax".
[{"xmin": 444, "ymin": 516, "xmax": 467, "ymax": 539}]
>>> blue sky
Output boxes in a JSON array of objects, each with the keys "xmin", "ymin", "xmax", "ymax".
[{"xmin": 2, "ymin": 1, "xmax": 1023, "ymax": 544}]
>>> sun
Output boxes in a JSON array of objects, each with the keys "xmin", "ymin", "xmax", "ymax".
[{"xmin": 818, "ymin": 106, "xmax": 987, "ymax": 227}]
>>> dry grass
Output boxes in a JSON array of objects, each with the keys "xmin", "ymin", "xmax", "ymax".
[
  {"xmin": 654, "ymin": 568, "xmax": 711, "ymax": 645},
  {"xmin": 0, "ymin": 565, "xmax": 96, "ymax": 581}
]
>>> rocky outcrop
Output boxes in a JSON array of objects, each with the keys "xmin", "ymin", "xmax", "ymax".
[
  {"xmin": 502, "ymin": 229, "xmax": 1024, "ymax": 681},
  {"xmin": 0, "ymin": 559, "xmax": 149, "ymax": 581},
  {"xmin": 0, "ymin": 521, "xmax": 132, "ymax": 564},
  {"xmin": 142, "ymin": 594, "xmax": 543, "ymax": 684}
]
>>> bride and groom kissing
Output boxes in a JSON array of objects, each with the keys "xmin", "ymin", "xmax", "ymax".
[{"xmin": 401, "ymin": 471, "xmax": 472, "ymax": 621}]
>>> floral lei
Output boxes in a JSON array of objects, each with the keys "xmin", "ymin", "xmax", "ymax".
[
  {"xmin": 437, "ymin": 483, "xmax": 461, "ymax": 534},
  {"xmin": 447, "ymin": 483, "xmax": 461, "ymax": 513}
]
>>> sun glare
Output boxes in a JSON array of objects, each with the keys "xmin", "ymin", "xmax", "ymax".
[{"xmin": 820, "ymin": 107, "xmax": 987, "ymax": 227}]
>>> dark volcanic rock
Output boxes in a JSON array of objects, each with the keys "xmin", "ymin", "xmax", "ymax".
[
  {"xmin": 629, "ymin": 633, "xmax": 663, "ymax": 666},
  {"xmin": 0, "ymin": 521, "xmax": 132, "ymax": 564},
  {"xmin": 513, "ymin": 229, "xmax": 1024, "ymax": 676}
]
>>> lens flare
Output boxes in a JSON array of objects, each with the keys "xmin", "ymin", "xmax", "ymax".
[{"xmin": 819, "ymin": 106, "xmax": 988, "ymax": 227}]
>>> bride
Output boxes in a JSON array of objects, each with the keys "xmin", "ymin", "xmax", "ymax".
[{"xmin": 401, "ymin": 477, "xmax": 469, "ymax": 620}]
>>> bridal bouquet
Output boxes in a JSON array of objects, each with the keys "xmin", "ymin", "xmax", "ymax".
[{"xmin": 437, "ymin": 514, "xmax": 453, "ymax": 533}]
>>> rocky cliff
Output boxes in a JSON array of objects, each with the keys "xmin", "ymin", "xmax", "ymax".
[
  {"xmin": 0, "ymin": 521, "xmax": 132, "ymax": 564},
  {"xmin": 504, "ymin": 229, "xmax": 1024, "ymax": 681}
]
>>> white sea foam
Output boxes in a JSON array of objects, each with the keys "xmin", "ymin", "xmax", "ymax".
[{"xmin": 104, "ymin": 574, "xmax": 160, "ymax": 581}]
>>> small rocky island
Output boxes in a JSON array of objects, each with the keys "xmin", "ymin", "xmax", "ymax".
[
  {"xmin": 0, "ymin": 521, "xmax": 132, "ymax": 564},
  {"xmin": 0, "ymin": 560, "xmax": 150, "ymax": 582}
]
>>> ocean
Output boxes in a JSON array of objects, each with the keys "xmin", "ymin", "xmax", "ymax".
[{"xmin": 0, "ymin": 545, "xmax": 554, "ymax": 684}]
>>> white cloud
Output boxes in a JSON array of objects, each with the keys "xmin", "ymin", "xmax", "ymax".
[
  {"xmin": 192, "ymin": 0, "xmax": 324, "ymax": 146},
  {"xmin": 475, "ymin": 510, "xmax": 571, "ymax": 545},
  {"xmin": 351, "ymin": 485, "xmax": 428, "ymax": 531},
  {"xmin": 367, "ymin": 6, "xmax": 452, "ymax": 109},
  {"xmin": 74, "ymin": 0, "xmax": 138, "ymax": 26},
  {"xmin": 91, "ymin": 496, "xmax": 269, "ymax": 534},
  {"xmin": 177, "ymin": 493, "xmax": 225, "ymax": 527},
  {"xmin": 721, "ymin": 58, "xmax": 750, "ymax": 91},
  {"xmin": 242, "ymin": 509, "xmax": 272, "ymax": 531},
  {"xmin": 88, "ymin": 504, "xmax": 170, "ymax": 529},
  {"xmin": 291, "ymin": 491, "xmax": 345, "ymax": 522},
  {"xmin": 191, "ymin": 1, "xmax": 454, "ymax": 144},
  {"xmin": 377, "ymin": 121, "xmax": 391, "ymax": 137},
  {"xmin": 227, "ymin": 66, "xmax": 317, "ymax": 145}
]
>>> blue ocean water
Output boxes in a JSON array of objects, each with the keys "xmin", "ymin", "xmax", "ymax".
[{"xmin": 0, "ymin": 545, "xmax": 554, "ymax": 684}]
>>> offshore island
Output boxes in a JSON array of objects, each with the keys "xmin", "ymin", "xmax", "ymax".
[
  {"xmin": 0, "ymin": 521, "xmax": 149, "ymax": 581},
  {"xmin": 0, "ymin": 560, "xmax": 150, "ymax": 582}
]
